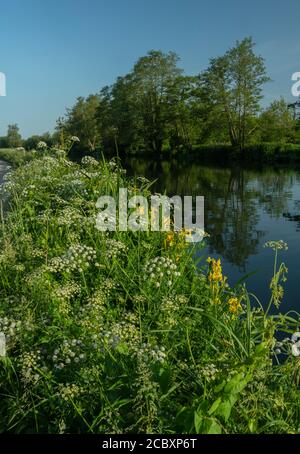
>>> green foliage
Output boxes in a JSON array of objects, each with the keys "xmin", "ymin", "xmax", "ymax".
[
  {"xmin": 199, "ymin": 37, "xmax": 270, "ymax": 149},
  {"xmin": 57, "ymin": 95, "xmax": 101, "ymax": 151},
  {"xmin": 0, "ymin": 148, "xmax": 37, "ymax": 167},
  {"xmin": 6, "ymin": 124, "xmax": 22, "ymax": 149},
  {"xmin": 3, "ymin": 40, "xmax": 300, "ymax": 158},
  {"xmin": 259, "ymin": 98, "xmax": 295, "ymax": 143},
  {"xmin": 0, "ymin": 147, "xmax": 300, "ymax": 434},
  {"xmin": 23, "ymin": 132, "xmax": 55, "ymax": 151}
]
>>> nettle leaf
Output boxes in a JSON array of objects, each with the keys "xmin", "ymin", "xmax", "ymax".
[
  {"xmin": 204, "ymin": 419, "xmax": 222, "ymax": 434},
  {"xmin": 208, "ymin": 397, "xmax": 222, "ymax": 415},
  {"xmin": 210, "ymin": 371, "xmax": 253, "ymax": 422},
  {"xmin": 215, "ymin": 400, "xmax": 232, "ymax": 422},
  {"xmin": 194, "ymin": 410, "xmax": 203, "ymax": 433},
  {"xmin": 194, "ymin": 411, "xmax": 222, "ymax": 434}
]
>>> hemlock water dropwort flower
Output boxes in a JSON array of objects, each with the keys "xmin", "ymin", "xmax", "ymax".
[
  {"xmin": 264, "ymin": 240, "xmax": 288, "ymax": 251},
  {"xmin": 291, "ymin": 332, "xmax": 300, "ymax": 357},
  {"xmin": 37, "ymin": 141, "xmax": 47, "ymax": 150}
]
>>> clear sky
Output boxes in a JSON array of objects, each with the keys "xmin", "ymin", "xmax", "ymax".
[{"xmin": 0, "ymin": 0, "xmax": 299, "ymax": 137}]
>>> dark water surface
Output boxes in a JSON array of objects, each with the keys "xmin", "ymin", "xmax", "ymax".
[{"xmin": 124, "ymin": 157, "xmax": 300, "ymax": 312}]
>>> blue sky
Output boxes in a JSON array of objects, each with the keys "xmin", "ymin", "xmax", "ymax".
[{"xmin": 0, "ymin": 0, "xmax": 299, "ymax": 137}]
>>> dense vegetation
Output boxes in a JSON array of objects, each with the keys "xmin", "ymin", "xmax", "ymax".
[
  {"xmin": 1, "ymin": 37, "xmax": 300, "ymax": 158},
  {"xmin": 0, "ymin": 146, "xmax": 300, "ymax": 434}
]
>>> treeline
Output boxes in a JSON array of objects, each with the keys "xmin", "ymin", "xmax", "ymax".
[
  {"xmin": 0, "ymin": 126, "xmax": 58, "ymax": 150},
  {"xmin": 2, "ymin": 37, "xmax": 300, "ymax": 155}
]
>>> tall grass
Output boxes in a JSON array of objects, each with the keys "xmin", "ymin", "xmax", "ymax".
[{"xmin": 0, "ymin": 146, "xmax": 300, "ymax": 434}]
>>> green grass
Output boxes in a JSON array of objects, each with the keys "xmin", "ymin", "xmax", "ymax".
[
  {"xmin": 0, "ymin": 148, "xmax": 37, "ymax": 167},
  {"xmin": 0, "ymin": 147, "xmax": 300, "ymax": 434}
]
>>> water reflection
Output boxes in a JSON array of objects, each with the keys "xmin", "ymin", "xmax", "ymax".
[
  {"xmin": 125, "ymin": 160, "xmax": 297, "ymax": 265},
  {"xmin": 124, "ymin": 158, "xmax": 300, "ymax": 308}
]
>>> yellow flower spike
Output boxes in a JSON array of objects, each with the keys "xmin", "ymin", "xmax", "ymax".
[
  {"xmin": 228, "ymin": 297, "xmax": 242, "ymax": 314},
  {"xmin": 165, "ymin": 232, "xmax": 175, "ymax": 247},
  {"xmin": 207, "ymin": 257, "xmax": 224, "ymax": 283}
]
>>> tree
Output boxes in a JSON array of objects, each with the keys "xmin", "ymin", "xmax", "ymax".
[
  {"xmin": 0, "ymin": 136, "xmax": 8, "ymax": 148},
  {"xmin": 131, "ymin": 50, "xmax": 183, "ymax": 153},
  {"xmin": 200, "ymin": 37, "xmax": 270, "ymax": 150},
  {"xmin": 96, "ymin": 51, "xmax": 190, "ymax": 154},
  {"xmin": 24, "ymin": 132, "xmax": 54, "ymax": 150},
  {"xmin": 110, "ymin": 75, "xmax": 143, "ymax": 152},
  {"xmin": 259, "ymin": 98, "xmax": 295, "ymax": 143},
  {"xmin": 6, "ymin": 124, "xmax": 22, "ymax": 148},
  {"xmin": 58, "ymin": 95, "xmax": 101, "ymax": 151}
]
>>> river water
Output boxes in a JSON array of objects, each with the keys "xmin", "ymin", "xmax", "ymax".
[{"xmin": 124, "ymin": 158, "xmax": 300, "ymax": 312}]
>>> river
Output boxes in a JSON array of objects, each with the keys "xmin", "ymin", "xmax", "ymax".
[{"xmin": 124, "ymin": 157, "xmax": 300, "ymax": 312}]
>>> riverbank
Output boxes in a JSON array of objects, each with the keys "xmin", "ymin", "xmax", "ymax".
[
  {"xmin": 0, "ymin": 148, "xmax": 37, "ymax": 167},
  {"xmin": 189, "ymin": 143, "xmax": 300, "ymax": 163},
  {"xmin": 0, "ymin": 146, "xmax": 300, "ymax": 434},
  {"xmin": 3, "ymin": 142, "xmax": 300, "ymax": 168},
  {"xmin": 125, "ymin": 143, "xmax": 300, "ymax": 163}
]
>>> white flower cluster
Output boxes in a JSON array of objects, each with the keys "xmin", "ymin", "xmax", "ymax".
[
  {"xmin": 143, "ymin": 256, "xmax": 180, "ymax": 288},
  {"xmin": 159, "ymin": 295, "xmax": 188, "ymax": 327},
  {"xmin": 97, "ymin": 317, "xmax": 140, "ymax": 351},
  {"xmin": 20, "ymin": 184, "xmax": 36, "ymax": 199},
  {"xmin": 161, "ymin": 294, "xmax": 188, "ymax": 312},
  {"xmin": 273, "ymin": 333, "xmax": 300, "ymax": 356},
  {"xmin": 264, "ymin": 240, "xmax": 288, "ymax": 251},
  {"xmin": 137, "ymin": 343, "xmax": 166, "ymax": 364},
  {"xmin": 54, "ymin": 149, "xmax": 67, "ymax": 159},
  {"xmin": 84, "ymin": 171, "xmax": 101, "ymax": 179},
  {"xmin": 56, "ymin": 206, "xmax": 83, "ymax": 227},
  {"xmin": 71, "ymin": 179, "xmax": 88, "ymax": 191},
  {"xmin": 52, "ymin": 281, "xmax": 81, "ymax": 301},
  {"xmin": 78, "ymin": 290, "xmax": 108, "ymax": 332},
  {"xmin": 57, "ymin": 178, "xmax": 88, "ymax": 199},
  {"xmin": 40, "ymin": 156, "xmax": 60, "ymax": 168},
  {"xmin": 20, "ymin": 350, "xmax": 43, "ymax": 385},
  {"xmin": 37, "ymin": 141, "xmax": 47, "ymax": 150},
  {"xmin": 291, "ymin": 332, "xmax": 300, "ymax": 356},
  {"xmin": 108, "ymin": 160, "xmax": 117, "ymax": 169},
  {"xmin": 49, "ymin": 244, "xmax": 96, "ymax": 273},
  {"xmin": 71, "ymin": 136, "xmax": 80, "ymax": 142},
  {"xmin": 81, "ymin": 156, "xmax": 99, "ymax": 167},
  {"xmin": 0, "ymin": 316, "xmax": 22, "ymax": 343},
  {"xmin": 52, "ymin": 339, "xmax": 85, "ymax": 370},
  {"xmin": 58, "ymin": 383, "xmax": 82, "ymax": 402},
  {"xmin": 200, "ymin": 363, "xmax": 219, "ymax": 382},
  {"xmin": 105, "ymin": 239, "xmax": 128, "ymax": 260}
]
